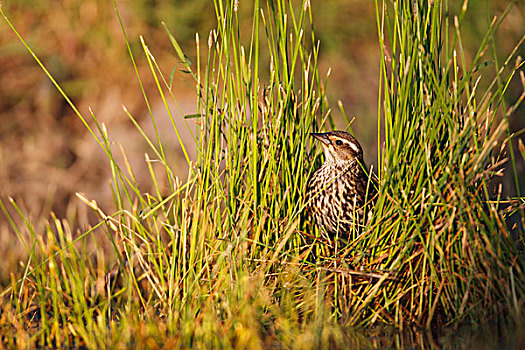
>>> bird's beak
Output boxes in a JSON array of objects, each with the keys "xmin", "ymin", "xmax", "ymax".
[{"xmin": 310, "ymin": 132, "xmax": 330, "ymax": 146}]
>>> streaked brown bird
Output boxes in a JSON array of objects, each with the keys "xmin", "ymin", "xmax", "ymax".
[{"xmin": 306, "ymin": 131, "xmax": 376, "ymax": 237}]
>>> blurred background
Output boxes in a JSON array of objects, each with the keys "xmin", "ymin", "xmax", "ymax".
[{"xmin": 0, "ymin": 0, "xmax": 523, "ymax": 235}]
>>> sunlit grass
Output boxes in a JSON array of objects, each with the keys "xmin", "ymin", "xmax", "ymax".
[{"xmin": 1, "ymin": 0, "xmax": 524, "ymax": 348}]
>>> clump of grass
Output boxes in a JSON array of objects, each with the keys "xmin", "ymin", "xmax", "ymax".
[
  {"xmin": 0, "ymin": 0, "xmax": 348, "ymax": 347},
  {"xmin": 336, "ymin": 0, "xmax": 525, "ymax": 328},
  {"xmin": 1, "ymin": 0, "xmax": 524, "ymax": 348}
]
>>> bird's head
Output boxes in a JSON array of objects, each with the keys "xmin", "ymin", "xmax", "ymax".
[{"xmin": 311, "ymin": 130, "xmax": 363, "ymax": 165}]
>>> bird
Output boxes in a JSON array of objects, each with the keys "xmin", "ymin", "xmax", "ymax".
[{"xmin": 306, "ymin": 130, "xmax": 376, "ymax": 238}]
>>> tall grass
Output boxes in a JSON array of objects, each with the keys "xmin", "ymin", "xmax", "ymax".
[
  {"xmin": 351, "ymin": 0, "xmax": 525, "ymax": 328},
  {"xmin": 1, "ymin": 0, "xmax": 524, "ymax": 348}
]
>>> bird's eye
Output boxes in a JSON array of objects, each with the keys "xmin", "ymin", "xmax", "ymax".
[{"xmin": 335, "ymin": 140, "xmax": 343, "ymax": 146}]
